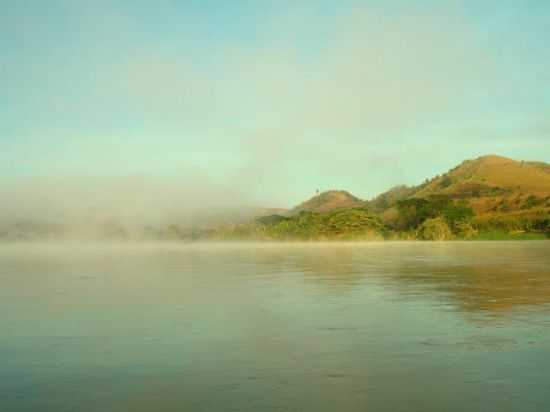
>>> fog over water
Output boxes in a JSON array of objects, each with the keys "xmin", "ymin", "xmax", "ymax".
[{"xmin": 0, "ymin": 175, "xmax": 263, "ymax": 239}]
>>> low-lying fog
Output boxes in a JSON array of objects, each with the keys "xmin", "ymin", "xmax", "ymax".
[{"xmin": 0, "ymin": 176, "xmax": 269, "ymax": 241}]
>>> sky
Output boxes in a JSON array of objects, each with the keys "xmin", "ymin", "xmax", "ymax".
[{"xmin": 1, "ymin": 0, "xmax": 550, "ymax": 210}]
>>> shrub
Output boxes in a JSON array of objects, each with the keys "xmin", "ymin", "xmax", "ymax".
[
  {"xmin": 522, "ymin": 195, "xmax": 543, "ymax": 210},
  {"xmin": 454, "ymin": 221, "xmax": 478, "ymax": 239},
  {"xmin": 439, "ymin": 175, "xmax": 453, "ymax": 188},
  {"xmin": 418, "ymin": 217, "xmax": 453, "ymax": 240},
  {"xmin": 395, "ymin": 196, "xmax": 474, "ymax": 231}
]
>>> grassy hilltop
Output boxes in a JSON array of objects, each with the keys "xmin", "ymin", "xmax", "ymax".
[
  {"xmin": 213, "ymin": 155, "xmax": 550, "ymax": 241},
  {"xmin": 291, "ymin": 190, "xmax": 365, "ymax": 214},
  {"xmin": 371, "ymin": 155, "xmax": 550, "ymax": 239}
]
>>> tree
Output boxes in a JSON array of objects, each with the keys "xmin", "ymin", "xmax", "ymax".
[
  {"xmin": 442, "ymin": 200, "xmax": 474, "ymax": 229},
  {"xmin": 395, "ymin": 196, "xmax": 474, "ymax": 232},
  {"xmin": 418, "ymin": 217, "xmax": 453, "ymax": 240}
]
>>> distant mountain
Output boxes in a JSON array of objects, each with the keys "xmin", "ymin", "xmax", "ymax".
[{"xmin": 291, "ymin": 190, "xmax": 365, "ymax": 214}]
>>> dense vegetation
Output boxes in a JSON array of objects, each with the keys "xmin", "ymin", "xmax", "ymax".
[
  {"xmin": 207, "ymin": 191, "xmax": 549, "ymax": 241},
  {"xmin": 211, "ymin": 208, "xmax": 386, "ymax": 240},
  {"xmin": 393, "ymin": 196, "xmax": 474, "ymax": 231}
]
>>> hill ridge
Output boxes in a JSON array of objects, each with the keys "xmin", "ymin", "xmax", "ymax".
[{"xmin": 291, "ymin": 190, "xmax": 365, "ymax": 214}]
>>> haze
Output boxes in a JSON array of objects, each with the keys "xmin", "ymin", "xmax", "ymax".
[{"xmin": 2, "ymin": 0, "xmax": 550, "ymax": 217}]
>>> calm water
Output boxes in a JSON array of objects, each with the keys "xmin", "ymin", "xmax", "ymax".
[{"xmin": 1, "ymin": 241, "xmax": 550, "ymax": 412}]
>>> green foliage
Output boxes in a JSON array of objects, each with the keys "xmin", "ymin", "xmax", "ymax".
[
  {"xmin": 521, "ymin": 195, "xmax": 543, "ymax": 210},
  {"xmin": 442, "ymin": 200, "xmax": 474, "ymax": 229},
  {"xmin": 213, "ymin": 208, "xmax": 386, "ymax": 240},
  {"xmin": 468, "ymin": 231, "xmax": 547, "ymax": 241},
  {"xmin": 531, "ymin": 217, "xmax": 550, "ymax": 233},
  {"xmin": 395, "ymin": 195, "xmax": 474, "ymax": 232},
  {"xmin": 497, "ymin": 200, "xmax": 511, "ymax": 212},
  {"xmin": 439, "ymin": 175, "xmax": 453, "ymax": 188},
  {"xmin": 367, "ymin": 185, "xmax": 416, "ymax": 213},
  {"xmin": 472, "ymin": 214, "xmax": 550, "ymax": 237},
  {"xmin": 418, "ymin": 217, "xmax": 453, "ymax": 240},
  {"xmin": 395, "ymin": 198, "xmax": 433, "ymax": 230},
  {"xmin": 453, "ymin": 221, "xmax": 478, "ymax": 239}
]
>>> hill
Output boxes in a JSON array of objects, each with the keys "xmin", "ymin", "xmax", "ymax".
[
  {"xmin": 369, "ymin": 155, "xmax": 550, "ymax": 214},
  {"xmin": 291, "ymin": 190, "xmax": 365, "ymax": 214},
  {"xmin": 366, "ymin": 185, "xmax": 416, "ymax": 213},
  {"xmin": 1, "ymin": 154, "xmax": 547, "ymax": 241},
  {"xmin": 240, "ymin": 154, "xmax": 550, "ymax": 241},
  {"xmin": 368, "ymin": 155, "xmax": 550, "ymax": 237},
  {"xmin": 412, "ymin": 155, "xmax": 550, "ymax": 214}
]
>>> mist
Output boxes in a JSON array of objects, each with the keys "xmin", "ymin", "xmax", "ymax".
[{"xmin": 0, "ymin": 175, "xmax": 264, "ymax": 240}]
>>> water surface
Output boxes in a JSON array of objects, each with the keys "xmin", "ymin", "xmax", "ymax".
[{"xmin": 1, "ymin": 241, "xmax": 550, "ymax": 411}]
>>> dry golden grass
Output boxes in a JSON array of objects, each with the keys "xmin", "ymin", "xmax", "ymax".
[
  {"xmin": 292, "ymin": 190, "xmax": 365, "ymax": 214},
  {"xmin": 417, "ymin": 155, "xmax": 550, "ymax": 198},
  {"xmin": 412, "ymin": 155, "xmax": 550, "ymax": 218}
]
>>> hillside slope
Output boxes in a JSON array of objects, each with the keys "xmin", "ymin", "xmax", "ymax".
[
  {"xmin": 416, "ymin": 155, "xmax": 550, "ymax": 196},
  {"xmin": 291, "ymin": 190, "xmax": 365, "ymax": 214},
  {"xmin": 413, "ymin": 155, "xmax": 550, "ymax": 214},
  {"xmin": 369, "ymin": 155, "xmax": 550, "ymax": 216},
  {"xmin": 366, "ymin": 185, "xmax": 417, "ymax": 213}
]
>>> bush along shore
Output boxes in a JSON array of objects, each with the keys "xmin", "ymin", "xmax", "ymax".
[{"xmin": 207, "ymin": 196, "xmax": 549, "ymax": 241}]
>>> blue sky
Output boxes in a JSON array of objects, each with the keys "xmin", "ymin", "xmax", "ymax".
[{"xmin": 1, "ymin": 0, "xmax": 549, "ymax": 207}]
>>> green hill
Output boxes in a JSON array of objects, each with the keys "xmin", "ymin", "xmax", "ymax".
[{"xmin": 368, "ymin": 156, "xmax": 549, "ymax": 213}]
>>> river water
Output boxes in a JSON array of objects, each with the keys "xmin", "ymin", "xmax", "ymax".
[{"xmin": 1, "ymin": 241, "xmax": 550, "ymax": 411}]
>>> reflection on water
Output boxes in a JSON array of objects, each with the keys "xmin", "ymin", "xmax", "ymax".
[{"xmin": 1, "ymin": 241, "xmax": 549, "ymax": 412}]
